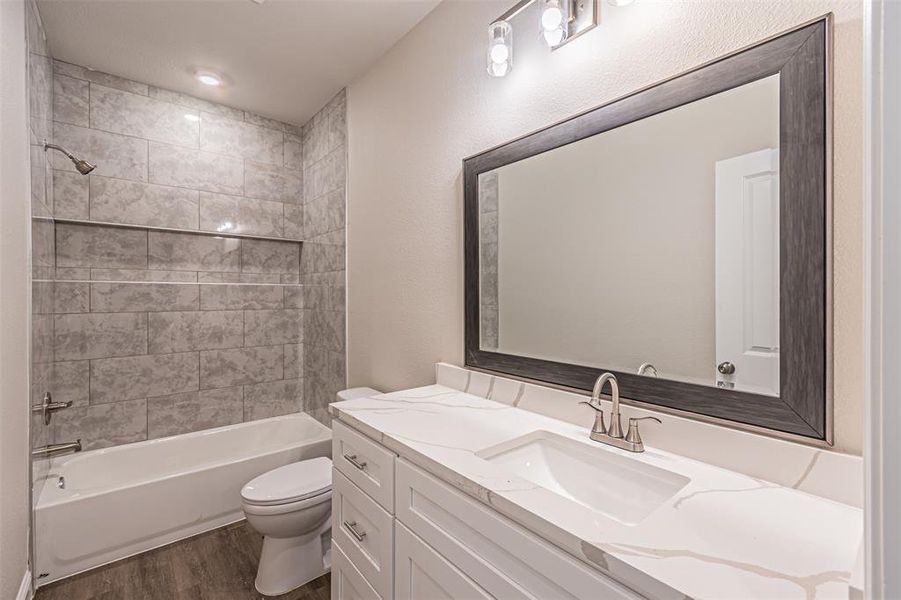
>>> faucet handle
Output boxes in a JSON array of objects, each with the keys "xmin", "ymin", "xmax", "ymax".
[
  {"xmin": 579, "ymin": 402, "xmax": 607, "ymax": 436},
  {"xmin": 625, "ymin": 416, "xmax": 661, "ymax": 446}
]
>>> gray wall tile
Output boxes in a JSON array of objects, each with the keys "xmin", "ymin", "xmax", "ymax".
[
  {"xmin": 284, "ymin": 134, "xmax": 303, "ymax": 171},
  {"xmin": 198, "ymin": 192, "xmax": 283, "ymax": 238},
  {"xmin": 244, "ymin": 309, "xmax": 302, "ymax": 346},
  {"xmin": 148, "ymin": 141, "xmax": 243, "ymax": 195},
  {"xmin": 244, "ymin": 379, "xmax": 302, "ymax": 421},
  {"xmin": 200, "ymin": 284, "xmax": 284, "ymax": 310},
  {"xmin": 244, "ymin": 160, "xmax": 302, "ymax": 204},
  {"xmin": 147, "ymin": 86, "xmax": 244, "ymax": 121},
  {"xmin": 284, "ymin": 204, "xmax": 303, "ymax": 239},
  {"xmin": 33, "ymin": 360, "xmax": 90, "ymax": 408},
  {"xmin": 53, "ymin": 170, "xmax": 89, "ymax": 219},
  {"xmin": 200, "ymin": 345, "xmax": 283, "ymax": 388},
  {"xmin": 53, "ymin": 74, "xmax": 89, "ymax": 127},
  {"xmin": 148, "ymin": 310, "xmax": 243, "ymax": 354},
  {"xmin": 90, "ymin": 268, "xmax": 198, "ymax": 283},
  {"xmin": 197, "ymin": 272, "xmax": 280, "ymax": 284},
  {"xmin": 90, "ymin": 177, "xmax": 200, "ymax": 229},
  {"xmin": 54, "ymin": 281, "xmax": 90, "ymax": 313},
  {"xmin": 54, "ymin": 60, "xmax": 149, "ymax": 95},
  {"xmin": 147, "ymin": 387, "xmax": 243, "ymax": 439},
  {"xmin": 91, "ymin": 352, "xmax": 199, "ymax": 403},
  {"xmin": 53, "ymin": 398, "xmax": 148, "ymax": 450},
  {"xmin": 284, "ymin": 344, "xmax": 303, "ymax": 379},
  {"xmin": 148, "ymin": 231, "xmax": 240, "ymax": 272},
  {"xmin": 241, "ymin": 239, "xmax": 300, "ymax": 274},
  {"xmin": 56, "ymin": 223, "xmax": 148, "ymax": 269},
  {"xmin": 32, "ymin": 314, "xmax": 54, "ymax": 364},
  {"xmin": 90, "ymin": 84, "xmax": 199, "ymax": 147},
  {"xmin": 285, "ymin": 286, "xmax": 303, "ymax": 309},
  {"xmin": 244, "ymin": 112, "xmax": 293, "ymax": 132},
  {"xmin": 53, "ymin": 122, "xmax": 148, "ymax": 181},
  {"xmin": 54, "ymin": 312, "xmax": 147, "ymax": 361},
  {"xmin": 91, "ymin": 282, "xmax": 200, "ymax": 312},
  {"xmin": 199, "ymin": 113, "xmax": 283, "ymax": 165}
]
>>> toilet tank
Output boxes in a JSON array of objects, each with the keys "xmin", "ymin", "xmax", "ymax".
[{"xmin": 336, "ymin": 387, "xmax": 381, "ymax": 402}]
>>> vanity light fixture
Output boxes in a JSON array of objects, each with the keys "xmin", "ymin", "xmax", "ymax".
[
  {"xmin": 487, "ymin": 0, "xmax": 605, "ymax": 76},
  {"xmin": 195, "ymin": 70, "xmax": 223, "ymax": 86},
  {"xmin": 487, "ymin": 20, "xmax": 513, "ymax": 77}
]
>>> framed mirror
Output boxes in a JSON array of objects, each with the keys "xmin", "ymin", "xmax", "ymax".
[{"xmin": 463, "ymin": 17, "xmax": 832, "ymax": 442}]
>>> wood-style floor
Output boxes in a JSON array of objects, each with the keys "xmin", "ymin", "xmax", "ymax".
[{"xmin": 34, "ymin": 521, "xmax": 330, "ymax": 600}]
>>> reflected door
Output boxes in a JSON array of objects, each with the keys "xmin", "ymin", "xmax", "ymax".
[{"xmin": 715, "ymin": 148, "xmax": 780, "ymax": 395}]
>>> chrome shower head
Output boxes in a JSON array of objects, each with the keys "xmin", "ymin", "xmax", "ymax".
[{"xmin": 43, "ymin": 142, "xmax": 96, "ymax": 175}]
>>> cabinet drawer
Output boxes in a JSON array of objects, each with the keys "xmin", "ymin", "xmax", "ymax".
[
  {"xmin": 395, "ymin": 521, "xmax": 491, "ymax": 600},
  {"xmin": 332, "ymin": 468, "xmax": 394, "ymax": 600},
  {"xmin": 333, "ymin": 420, "xmax": 396, "ymax": 512},
  {"xmin": 332, "ymin": 540, "xmax": 382, "ymax": 600},
  {"xmin": 395, "ymin": 458, "xmax": 644, "ymax": 600}
]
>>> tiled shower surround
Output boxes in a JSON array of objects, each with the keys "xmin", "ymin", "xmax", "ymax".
[{"xmin": 35, "ymin": 60, "xmax": 347, "ymax": 449}]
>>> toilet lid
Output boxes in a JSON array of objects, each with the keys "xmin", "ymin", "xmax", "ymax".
[{"xmin": 241, "ymin": 457, "xmax": 332, "ymax": 506}]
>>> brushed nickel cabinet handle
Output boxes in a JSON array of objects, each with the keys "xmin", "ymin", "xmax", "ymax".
[
  {"xmin": 344, "ymin": 454, "xmax": 367, "ymax": 470},
  {"xmin": 343, "ymin": 520, "xmax": 367, "ymax": 542}
]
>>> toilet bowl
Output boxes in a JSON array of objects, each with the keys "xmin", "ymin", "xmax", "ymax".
[{"xmin": 241, "ymin": 457, "xmax": 332, "ymax": 596}]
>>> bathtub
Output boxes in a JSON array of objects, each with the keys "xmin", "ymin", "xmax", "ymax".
[{"xmin": 34, "ymin": 413, "xmax": 332, "ymax": 585}]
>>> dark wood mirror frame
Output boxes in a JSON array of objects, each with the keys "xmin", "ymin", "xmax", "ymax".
[{"xmin": 463, "ymin": 16, "xmax": 832, "ymax": 442}]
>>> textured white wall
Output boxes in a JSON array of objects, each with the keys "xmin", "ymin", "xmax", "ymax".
[
  {"xmin": 347, "ymin": 0, "xmax": 863, "ymax": 454},
  {"xmin": 0, "ymin": 0, "xmax": 32, "ymax": 595}
]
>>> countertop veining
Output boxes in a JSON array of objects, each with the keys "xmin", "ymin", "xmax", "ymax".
[{"xmin": 330, "ymin": 385, "xmax": 862, "ymax": 600}]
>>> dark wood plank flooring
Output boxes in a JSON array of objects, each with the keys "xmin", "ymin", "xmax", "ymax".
[{"xmin": 34, "ymin": 521, "xmax": 330, "ymax": 600}]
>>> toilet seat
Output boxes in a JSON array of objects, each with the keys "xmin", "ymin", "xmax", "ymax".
[
  {"xmin": 242, "ymin": 488, "xmax": 331, "ymax": 516},
  {"xmin": 241, "ymin": 457, "xmax": 332, "ymax": 507}
]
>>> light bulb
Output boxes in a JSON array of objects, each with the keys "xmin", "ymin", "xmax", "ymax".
[
  {"xmin": 541, "ymin": 5, "xmax": 564, "ymax": 30},
  {"xmin": 543, "ymin": 27, "xmax": 565, "ymax": 46},
  {"xmin": 490, "ymin": 42, "xmax": 509, "ymax": 64}
]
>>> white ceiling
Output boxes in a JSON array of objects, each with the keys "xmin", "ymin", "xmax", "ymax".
[{"xmin": 36, "ymin": 0, "xmax": 441, "ymax": 126}]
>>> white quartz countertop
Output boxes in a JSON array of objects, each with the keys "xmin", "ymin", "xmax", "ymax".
[{"xmin": 330, "ymin": 385, "xmax": 862, "ymax": 600}]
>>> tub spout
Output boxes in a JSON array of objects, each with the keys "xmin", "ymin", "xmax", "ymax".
[{"xmin": 32, "ymin": 440, "xmax": 82, "ymax": 458}]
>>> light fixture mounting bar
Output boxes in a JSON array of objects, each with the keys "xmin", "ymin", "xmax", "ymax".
[{"xmin": 496, "ymin": 0, "xmax": 536, "ymax": 23}]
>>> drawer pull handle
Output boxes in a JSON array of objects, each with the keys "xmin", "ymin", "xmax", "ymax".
[
  {"xmin": 344, "ymin": 454, "xmax": 367, "ymax": 470},
  {"xmin": 344, "ymin": 520, "xmax": 367, "ymax": 542}
]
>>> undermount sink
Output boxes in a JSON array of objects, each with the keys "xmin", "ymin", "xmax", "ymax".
[{"xmin": 476, "ymin": 431, "xmax": 690, "ymax": 526}]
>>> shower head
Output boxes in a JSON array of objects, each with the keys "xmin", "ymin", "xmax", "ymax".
[{"xmin": 43, "ymin": 142, "xmax": 96, "ymax": 175}]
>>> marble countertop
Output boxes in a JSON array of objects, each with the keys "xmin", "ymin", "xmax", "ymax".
[{"xmin": 330, "ymin": 385, "xmax": 862, "ymax": 600}]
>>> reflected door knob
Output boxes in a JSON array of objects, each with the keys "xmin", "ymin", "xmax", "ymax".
[{"xmin": 717, "ymin": 361, "xmax": 736, "ymax": 375}]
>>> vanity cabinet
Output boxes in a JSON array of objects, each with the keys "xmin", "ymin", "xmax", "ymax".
[{"xmin": 331, "ymin": 420, "xmax": 643, "ymax": 600}]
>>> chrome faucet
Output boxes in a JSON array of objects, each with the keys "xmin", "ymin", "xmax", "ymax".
[
  {"xmin": 32, "ymin": 440, "xmax": 82, "ymax": 458},
  {"xmin": 579, "ymin": 373, "xmax": 660, "ymax": 452},
  {"xmin": 637, "ymin": 362, "xmax": 658, "ymax": 377}
]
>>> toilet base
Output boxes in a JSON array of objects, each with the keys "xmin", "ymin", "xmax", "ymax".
[{"xmin": 254, "ymin": 531, "xmax": 328, "ymax": 597}]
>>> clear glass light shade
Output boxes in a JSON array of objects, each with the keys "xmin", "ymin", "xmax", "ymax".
[
  {"xmin": 540, "ymin": 0, "xmax": 569, "ymax": 47},
  {"xmin": 487, "ymin": 20, "xmax": 513, "ymax": 77}
]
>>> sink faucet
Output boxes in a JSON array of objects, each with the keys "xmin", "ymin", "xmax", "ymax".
[
  {"xmin": 32, "ymin": 440, "xmax": 82, "ymax": 458},
  {"xmin": 580, "ymin": 373, "xmax": 660, "ymax": 452}
]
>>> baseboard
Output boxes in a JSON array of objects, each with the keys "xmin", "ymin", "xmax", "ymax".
[{"xmin": 16, "ymin": 570, "xmax": 32, "ymax": 600}]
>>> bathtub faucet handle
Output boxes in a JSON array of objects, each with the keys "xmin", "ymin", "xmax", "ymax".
[{"xmin": 31, "ymin": 392, "xmax": 73, "ymax": 425}]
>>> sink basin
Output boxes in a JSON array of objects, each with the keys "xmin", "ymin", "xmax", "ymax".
[{"xmin": 476, "ymin": 431, "xmax": 690, "ymax": 526}]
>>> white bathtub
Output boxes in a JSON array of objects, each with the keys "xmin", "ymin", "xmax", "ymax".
[{"xmin": 34, "ymin": 413, "xmax": 332, "ymax": 585}]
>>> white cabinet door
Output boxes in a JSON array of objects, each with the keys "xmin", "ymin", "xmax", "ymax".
[
  {"xmin": 715, "ymin": 148, "xmax": 780, "ymax": 395},
  {"xmin": 332, "ymin": 540, "xmax": 382, "ymax": 600},
  {"xmin": 395, "ymin": 521, "xmax": 492, "ymax": 600}
]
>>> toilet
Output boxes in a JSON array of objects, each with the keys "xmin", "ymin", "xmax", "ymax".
[
  {"xmin": 241, "ymin": 387, "xmax": 380, "ymax": 596},
  {"xmin": 241, "ymin": 457, "xmax": 333, "ymax": 596}
]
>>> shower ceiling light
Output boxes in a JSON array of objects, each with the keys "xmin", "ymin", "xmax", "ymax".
[
  {"xmin": 184, "ymin": 114, "xmax": 201, "ymax": 122},
  {"xmin": 195, "ymin": 71, "xmax": 223, "ymax": 86}
]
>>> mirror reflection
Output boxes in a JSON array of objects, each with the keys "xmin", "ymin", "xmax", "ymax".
[{"xmin": 478, "ymin": 75, "xmax": 781, "ymax": 396}]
